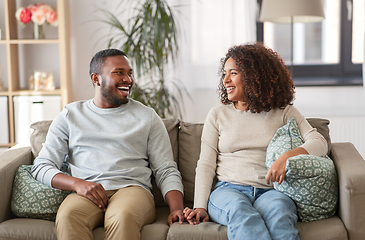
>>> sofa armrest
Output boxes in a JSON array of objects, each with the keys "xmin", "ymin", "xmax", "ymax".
[
  {"xmin": 0, "ymin": 146, "xmax": 33, "ymax": 223},
  {"xmin": 330, "ymin": 142, "xmax": 365, "ymax": 240}
]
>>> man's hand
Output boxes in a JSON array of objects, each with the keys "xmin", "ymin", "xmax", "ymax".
[
  {"xmin": 167, "ymin": 209, "xmax": 184, "ymax": 226},
  {"xmin": 183, "ymin": 207, "xmax": 209, "ymax": 225},
  {"xmin": 73, "ymin": 179, "xmax": 109, "ymax": 212},
  {"xmin": 165, "ymin": 190, "xmax": 184, "ymax": 226},
  {"xmin": 52, "ymin": 173, "xmax": 109, "ymax": 211}
]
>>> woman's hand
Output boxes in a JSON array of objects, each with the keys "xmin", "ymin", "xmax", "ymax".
[
  {"xmin": 265, "ymin": 155, "xmax": 287, "ymax": 185},
  {"xmin": 266, "ymin": 147, "xmax": 308, "ymax": 185},
  {"xmin": 183, "ymin": 207, "xmax": 209, "ymax": 225}
]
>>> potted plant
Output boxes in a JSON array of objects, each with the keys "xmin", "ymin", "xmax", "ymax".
[{"xmin": 98, "ymin": 0, "xmax": 188, "ymax": 118}]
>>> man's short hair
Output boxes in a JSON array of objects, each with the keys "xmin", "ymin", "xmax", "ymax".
[{"xmin": 89, "ymin": 49, "xmax": 127, "ymax": 76}]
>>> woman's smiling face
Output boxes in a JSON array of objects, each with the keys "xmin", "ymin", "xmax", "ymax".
[{"xmin": 223, "ymin": 57, "xmax": 246, "ymax": 110}]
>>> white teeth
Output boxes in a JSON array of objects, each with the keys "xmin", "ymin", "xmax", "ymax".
[
  {"xmin": 118, "ymin": 86, "xmax": 130, "ymax": 90},
  {"xmin": 226, "ymin": 87, "xmax": 235, "ymax": 91}
]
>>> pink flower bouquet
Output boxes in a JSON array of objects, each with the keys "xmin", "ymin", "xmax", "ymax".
[{"xmin": 15, "ymin": 3, "xmax": 58, "ymax": 27}]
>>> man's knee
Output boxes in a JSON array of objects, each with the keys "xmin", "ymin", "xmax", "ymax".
[
  {"xmin": 106, "ymin": 207, "xmax": 140, "ymax": 227},
  {"xmin": 103, "ymin": 207, "xmax": 143, "ymax": 240},
  {"xmin": 56, "ymin": 194, "xmax": 103, "ymax": 231},
  {"xmin": 56, "ymin": 205, "xmax": 83, "ymax": 223}
]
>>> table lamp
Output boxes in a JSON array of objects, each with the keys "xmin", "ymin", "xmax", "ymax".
[{"xmin": 259, "ymin": 0, "xmax": 325, "ymax": 76}]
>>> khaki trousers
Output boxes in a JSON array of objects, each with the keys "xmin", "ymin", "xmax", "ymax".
[{"xmin": 55, "ymin": 186, "xmax": 156, "ymax": 240}]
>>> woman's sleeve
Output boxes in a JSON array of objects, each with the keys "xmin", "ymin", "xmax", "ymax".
[
  {"xmin": 285, "ymin": 106, "xmax": 328, "ymax": 157},
  {"xmin": 193, "ymin": 108, "xmax": 220, "ymax": 209}
]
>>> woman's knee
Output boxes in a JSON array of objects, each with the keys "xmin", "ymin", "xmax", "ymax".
[
  {"xmin": 256, "ymin": 190, "xmax": 296, "ymax": 211},
  {"xmin": 254, "ymin": 190, "xmax": 298, "ymax": 227}
]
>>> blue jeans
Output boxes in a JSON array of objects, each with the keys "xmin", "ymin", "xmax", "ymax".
[{"xmin": 208, "ymin": 181, "xmax": 300, "ymax": 240}]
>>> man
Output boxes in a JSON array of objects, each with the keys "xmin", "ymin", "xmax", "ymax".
[{"xmin": 32, "ymin": 49, "xmax": 185, "ymax": 240}]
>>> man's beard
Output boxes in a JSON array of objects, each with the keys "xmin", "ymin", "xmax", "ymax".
[{"xmin": 101, "ymin": 83, "xmax": 129, "ymax": 106}]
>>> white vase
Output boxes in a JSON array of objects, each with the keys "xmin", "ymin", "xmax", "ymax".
[{"xmin": 33, "ymin": 24, "xmax": 45, "ymax": 39}]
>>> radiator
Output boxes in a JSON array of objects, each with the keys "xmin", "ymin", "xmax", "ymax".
[{"xmin": 327, "ymin": 117, "xmax": 365, "ymax": 159}]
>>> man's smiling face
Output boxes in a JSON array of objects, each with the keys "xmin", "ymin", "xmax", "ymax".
[{"xmin": 97, "ymin": 55, "xmax": 134, "ymax": 108}]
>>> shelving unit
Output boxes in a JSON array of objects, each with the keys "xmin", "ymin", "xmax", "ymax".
[{"xmin": 0, "ymin": 0, "xmax": 71, "ymax": 147}]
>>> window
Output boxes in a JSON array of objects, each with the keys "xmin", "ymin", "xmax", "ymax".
[
  {"xmin": 352, "ymin": 0, "xmax": 364, "ymax": 64},
  {"xmin": 257, "ymin": 0, "xmax": 363, "ymax": 86}
]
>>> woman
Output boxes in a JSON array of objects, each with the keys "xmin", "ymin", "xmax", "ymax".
[{"xmin": 183, "ymin": 42, "xmax": 328, "ymax": 240}]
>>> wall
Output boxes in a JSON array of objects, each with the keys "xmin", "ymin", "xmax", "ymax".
[
  {"xmin": 295, "ymin": 86, "xmax": 365, "ymax": 158},
  {"xmin": 67, "ymin": 0, "xmax": 115, "ymax": 102},
  {"xmin": 66, "ymin": 0, "xmax": 365, "ymax": 157}
]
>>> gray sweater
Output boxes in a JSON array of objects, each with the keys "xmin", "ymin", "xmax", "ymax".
[{"xmin": 32, "ymin": 99, "xmax": 183, "ymax": 199}]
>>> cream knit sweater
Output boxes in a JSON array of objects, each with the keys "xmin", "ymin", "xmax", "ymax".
[{"xmin": 193, "ymin": 104, "xmax": 328, "ymax": 209}]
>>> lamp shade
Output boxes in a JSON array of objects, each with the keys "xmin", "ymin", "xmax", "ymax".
[{"xmin": 259, "ymin": 0, "xmax": 325, "ymax": 23}]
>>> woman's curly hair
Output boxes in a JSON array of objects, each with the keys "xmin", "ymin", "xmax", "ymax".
[{"xmin": 218, "ymin": 42, "xmax": 295, "ymax": 113}]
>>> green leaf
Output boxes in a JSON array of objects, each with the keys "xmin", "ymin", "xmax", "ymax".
[{"xmin": 96, "ymin": 0, "xmax": 188, "ymax": 119}]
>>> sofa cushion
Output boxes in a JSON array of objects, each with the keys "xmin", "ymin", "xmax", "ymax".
[
  {"xmin": 0, "ymin": 218, "xmax": 57, "ymax": 240},
  {"xmin": 153, "ymin": 118, "xmax": 180, "ymax": 207},
  {"xmin": 167, "ymin": 222, "xmax": 228, "ymax": 240},
  {"xmin": 266, "ymin": 117, "xmax": 338, "ymax": 222},
  {"xmin": 167, "ymin": 215, "xmax": 347, "ymax": 240},
  {"xmin": 162, "ymin": 118, "xmax": 180, "ymax": 164},
  {"xmin": 11, "ymin": 165, "xmax": 71, "ymax": 221},
  {"xmin": 0, "ymin": 207, "xmax": 171, "ymax": 240},
  {"xmin": 307, "ymin": 118, "xmax": 331, "ymax": 155},
  {"xmin": 178, "ymin": 122, "xmax": 204, "ymax": 203},
  {"xmin": 30, "ymin": 120, "xmax": 52, "ymax": 159},
  {"xmin": 296, "ymin": 216, "xmax": 348, "ymax": 240}
]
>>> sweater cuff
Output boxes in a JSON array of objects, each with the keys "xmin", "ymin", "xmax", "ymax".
[
  {"xmin": 35, "ymin": 166, "xmax": 62, "ymax": 188},
  {"xmin": 161, "ymin": 180, "xmax": 184, "ymax": 201}
]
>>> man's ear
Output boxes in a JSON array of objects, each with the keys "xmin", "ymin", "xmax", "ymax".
[{"xmin": 91, "ymin": 73, "xmax": 101, "ymax": 86}]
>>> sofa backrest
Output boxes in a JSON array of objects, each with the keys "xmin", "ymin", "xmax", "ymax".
[
  {"xmin": 152, "ymin": 119, "xmax": 180, "ymax": 207},
  {"xmin": 29, "ymin": 118, "xmax": 331, "ymax": 207},
  {"xmin": 30, "ymin": 120, "xmax": 52, "ymax": 158}
]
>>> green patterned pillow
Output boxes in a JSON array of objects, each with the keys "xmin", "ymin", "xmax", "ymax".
[
  {"xmin": 266, "ymin": 117, "xmax": 338, "ymax": 222},
  {"xmin": 11, "ymin": 165, "xmax": 71, "ymax": 221}
]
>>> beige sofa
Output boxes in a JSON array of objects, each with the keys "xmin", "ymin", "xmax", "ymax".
[{"xmin": 0, "ymin": 118, "xmax": 365, "ymax": 240}]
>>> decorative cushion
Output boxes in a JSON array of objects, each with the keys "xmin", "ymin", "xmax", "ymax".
[
  {"xmin": 266, "ymin": 117, "xmax": 338, "ymax": 222},
  {"xmin": 11, "ymin": 165, "xmax": 71, "ymax": 221}
]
